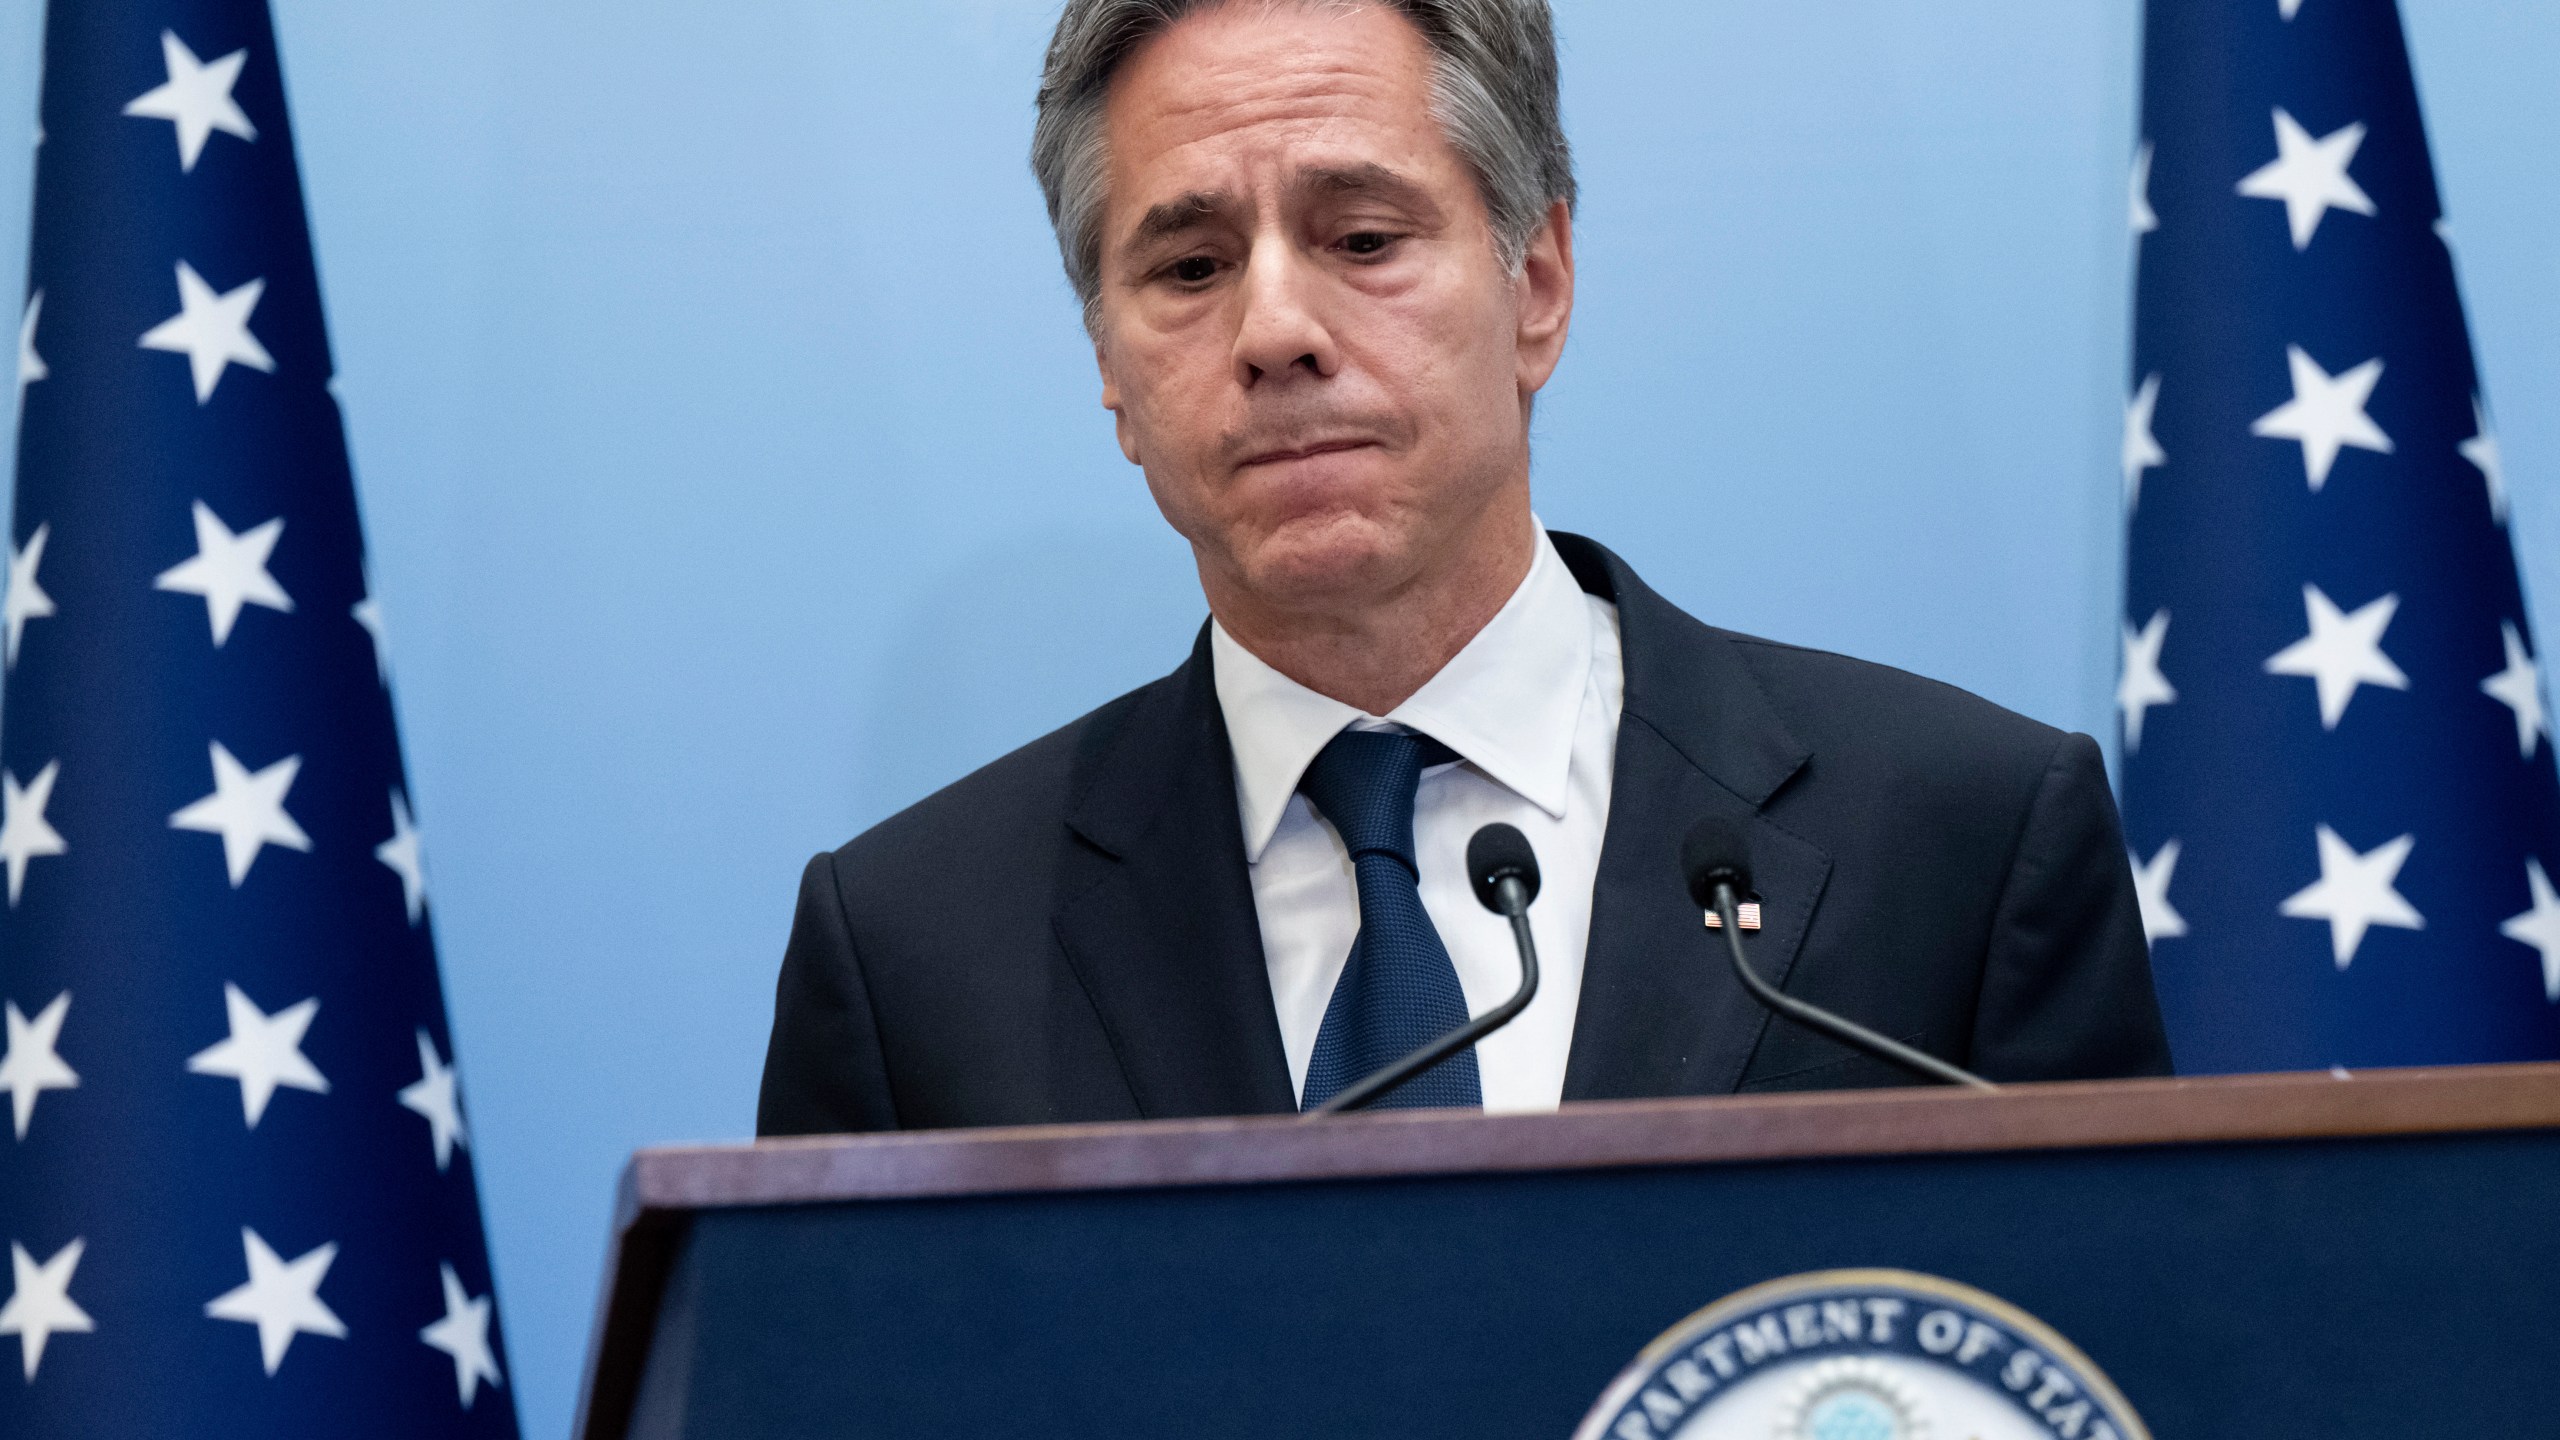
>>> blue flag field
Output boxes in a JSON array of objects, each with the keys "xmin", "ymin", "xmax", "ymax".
[
  {"xmin": 0, "ymin": 0, "xmax": 516, "ymax": 1433},
  {"xmin": 2122, "ymin": 0, "xmax": 2560, "ymax": 1072}
]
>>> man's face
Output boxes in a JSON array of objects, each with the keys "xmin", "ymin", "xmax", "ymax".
[{"xmin": 1093, "ymin": 0, "xmax": 1572, "ymax": 618}]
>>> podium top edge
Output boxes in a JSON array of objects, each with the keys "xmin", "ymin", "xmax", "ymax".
[
  {"xmin": 613, "ymin": 1061, "xmax": 2560, "ymax": 1225},
  {"xmin": 570, "ymin": 1062, "xmax": 2560, "ymax": 1440}
]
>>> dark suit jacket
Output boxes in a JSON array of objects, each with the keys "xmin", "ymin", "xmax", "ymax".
[{"xmin": 758, "ymin": 534, "xmax": 2171, "ymax": 1135}]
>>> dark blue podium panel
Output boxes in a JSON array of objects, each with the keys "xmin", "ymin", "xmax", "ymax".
[{"xmin": 614, "ymin": 1106, "xmax": 2557, "ymax": 1438}]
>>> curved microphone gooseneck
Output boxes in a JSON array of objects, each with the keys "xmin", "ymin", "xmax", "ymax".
[
  {"xmin": 1679, "ymin": 816, "xmax": 1996, "ymax": 1093},
  {"xmin": 1310, "ymin": 823, "xmax": 1544, "ymax": 1116}
]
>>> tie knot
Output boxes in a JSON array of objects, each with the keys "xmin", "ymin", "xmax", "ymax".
[{"xmin": 1298, "ymin": 728, "xmax": 1457, "ymax": 869}]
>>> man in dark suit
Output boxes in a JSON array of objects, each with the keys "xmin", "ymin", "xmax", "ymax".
[{"xmin": 759, "ymin": 0, "xmax": 2170, "ymax": 1136}]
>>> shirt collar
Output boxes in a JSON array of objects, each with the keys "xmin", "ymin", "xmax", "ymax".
[{"xmin": 1212, "ymin": 522, "xmax": 1598, "ymax": 863}]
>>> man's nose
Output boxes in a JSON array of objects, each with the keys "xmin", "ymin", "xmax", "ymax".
[{"xmin": 1231, "ymin": 234, "xmax": 1340, "ymax": 388}]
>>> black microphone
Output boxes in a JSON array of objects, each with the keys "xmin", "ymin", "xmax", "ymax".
[
  {"xmin": 1679, "ymin": 816, "xmax": 1996, "ymax": 1092},
  {"xmin": 1309, "ymin": 824, "xmax": 1544, "ymax": 1116},
  {"xmin": 1467, "ymin": 821, "xmax": 1541, "ymax": 914}
]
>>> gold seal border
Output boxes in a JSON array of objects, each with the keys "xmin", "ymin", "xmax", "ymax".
[{"xmin": 1566, "ymin": 1267, "xmax": 2153, "ymax": 1440}]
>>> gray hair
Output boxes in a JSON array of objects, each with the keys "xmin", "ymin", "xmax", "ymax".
[{"xmin": 1030, "ymin": 0, "xmax": 1576, "ymax": 332}]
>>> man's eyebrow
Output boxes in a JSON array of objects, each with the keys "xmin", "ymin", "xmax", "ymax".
[
  {"xmin": 1122, "ymin": 166, "xmax": 1442, "ymax": 254},
  {"xmin": 1293, "ymin": 163, "xmax": 1439, "ymax": 215},
  {"xmin": 1129, "ymin": 191, "xmax": 1233, "ymax": 248}
]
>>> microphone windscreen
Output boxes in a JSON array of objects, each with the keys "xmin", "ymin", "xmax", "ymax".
[
  {"xmin": 1680, "ymin": 816, "xmax": 1754, "ymax": 909},
  {"xmin": 1466, "ymin": 823, "xmax": 1541, "ymax": 911}
]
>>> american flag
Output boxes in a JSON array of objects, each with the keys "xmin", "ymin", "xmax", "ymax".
[
  {"xmin": 2122, "ymin": 0, "xmax": 2560, "ymax": 1072},
  {"xmin": 0, "ymin": 1, "xmax": 516, "ymax": 1432}
]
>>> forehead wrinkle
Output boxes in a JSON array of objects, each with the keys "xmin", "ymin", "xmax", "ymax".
[
  {"xmin": 1140, "ymin": 58, "xmax": 1415, "ymax": 149},
  {"xmin": 1109, "ymin": 11, "xmax": 1431, "ymax": 161}
]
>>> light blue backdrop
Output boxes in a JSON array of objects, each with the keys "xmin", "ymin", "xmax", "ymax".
[{"xmin": 0, "ymin": 2, "xmax": 2551, "ymax": 1434}]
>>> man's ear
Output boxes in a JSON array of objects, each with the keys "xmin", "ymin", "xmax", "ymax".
[
  {"xmin": 1514, "ymin": 200, "xmax": 1575, "ymax": 398},
  {"xmin": 1096, "ymin": 334, "xmax": 1142, "ymax": 466}
]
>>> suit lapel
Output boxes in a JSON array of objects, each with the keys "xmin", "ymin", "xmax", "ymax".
[
  {"xmin": 1552, "ymin": 535, "xmax": 1836, "ymax": 1100},
  {"xmin": 1051, "ymin": 626, "xmax": 1297, "ymax": 1119}
]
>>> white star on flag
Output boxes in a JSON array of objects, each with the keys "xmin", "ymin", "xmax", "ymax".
[
  {"xmin": 2481, "ymin": 621, "xmax": 2550, "ymax": 760},
  {"xmin": 2280, "ymin": 825, "xmax": 2423, "ymax": 968},
  {"xmin": 15, "ymin": 289, "xmax": 43, "ymax": 417},
  {"xmin": 377, "ymin": 789, "xmax": 428, "ymax": 924},
  {"xmin": 2236, "ymin": 107, "xmax": 2376, "ymax": 250},
  {"xmin": 6, "ymin": 523, "xmax": 56, "ymax": 666},
  {"xmin": 2461, "ymin": 396, "xmax": 2506, "ymax": 523},
  {"xmin": 2251, "ymin": 345, "xmax": 2392, "ymax": 490},
  {"xmin": 399, "ymin": 1029, "xmax": 469, "ymax": 1171},
  {"xmin": 2129, "ymin": 141, "xmax": 2158, "ymax": 236},
  {"xmin": 2501, "ymin": 859, "xmax": 2560, "ymax": 1003},
  {"xmin": 138, "ymin": 261, "xmax": 273, "ymax": 403},
  {"xmin": 2131, "ymin": 839, "xmax": 2186, "ymax": 947},
  {"xmin": 0, "ymin": 993, "xmax": 77, "ymax": 1139},
  {"xmin": 353, "ymin": 572, "xmax": 392, "ymax": 686},
  {"xmin": 0, "ymin": 761, "xmax": 66, "ymax": 907},
  {"xmin": 2119, "ymin": 609, "xmax": 2178, "ymax": 752},
  {"xmin": 186, "ymin": 983, "xmax": 328, "ymax": 1127},
  {"xmin": 204, "ymin": 1228, "xmax": 344, "ymax": 1375},
  {"xmin": 169, "ymin": 742, "xmax": 310, "ymax": 886},
  {"xmin": 121, "ymin": 30, "xmax": 257, "ymax": 172},
  {"xmin": 154, "ymin": 500, "xmax": 294, "ymax": 646},
  {"xmin": 2123, "ymin": 373, "xmax": 2166, "ymax": 509},
  {"xmin": 419, "ymin": 1263, "xmax": 503, "ymax": 1406},
  {"xmin": 2265, "ymin": 584, "xmax": 2408, "ymax": 730},
  {"xmin": 0, "ymin": 1238, "xmax": 92, "ymax": 1381}
]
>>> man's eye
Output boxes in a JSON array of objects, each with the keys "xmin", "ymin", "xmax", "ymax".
[
  {"xmin": 1341, "ymin": 232, "xmax": 1396, "ymax": 256},
  {"xmin": 1170, "ymin": 256, "xmax": 1218, "ymax": 283}
]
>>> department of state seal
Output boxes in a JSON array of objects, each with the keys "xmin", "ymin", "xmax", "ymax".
[
  {"xmin": 1780, "ymin": 1358, "xmax": 1928, "ymax": 1440},
  {"xmin": 1571, "ymin": 1269, "xmax": 2147, "ymax": 1440}
]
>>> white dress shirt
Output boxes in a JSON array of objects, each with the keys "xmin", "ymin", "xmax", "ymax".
[{"xmin": 1211, "ymin": 523, "xmax": 1624, "ymax": 1112}]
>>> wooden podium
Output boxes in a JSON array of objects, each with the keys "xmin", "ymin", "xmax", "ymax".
[{"xmin": 575, "ymin": 1064, "xmax": 2560, "ymax": 1439}]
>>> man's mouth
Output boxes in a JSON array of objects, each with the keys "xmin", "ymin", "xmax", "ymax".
[{"xmin": 1238, "ymin": 438, "xmax": 1377, "ymax": 468}]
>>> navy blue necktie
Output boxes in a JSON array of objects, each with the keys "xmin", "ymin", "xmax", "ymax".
[{"xmin": 1298, "ymin": 728, "xmax": 1483, "ymax": 1111}]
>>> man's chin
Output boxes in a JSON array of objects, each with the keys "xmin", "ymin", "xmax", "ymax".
[{"xmin": 1226, "ymin": 514, "xmax": 1417, "ymax": 613}]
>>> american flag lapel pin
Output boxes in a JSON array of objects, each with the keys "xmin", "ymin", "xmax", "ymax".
[{"xmin": 1703, "ymin": 902, "xmax": 1762, "ymax": 931}]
